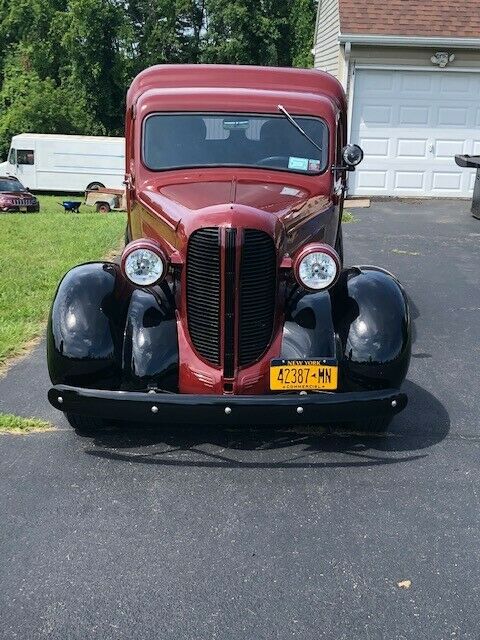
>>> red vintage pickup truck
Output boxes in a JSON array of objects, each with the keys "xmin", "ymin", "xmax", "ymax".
[{"xmin": 47, "ymin": 65, "xmax": 411, "ymax": 432}]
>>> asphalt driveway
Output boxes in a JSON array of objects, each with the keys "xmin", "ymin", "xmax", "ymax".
[{"xmin": 0, "ymin": 199, "xmax": 479, "ymax": 639}]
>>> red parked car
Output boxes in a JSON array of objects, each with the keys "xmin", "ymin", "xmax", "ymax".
[
  {"xmin": 47, "ymin": 65, "xmax": 411, "ymax": 431},
  {"xmin": 0, "ymin": 176, "xmax": 39, "ymax": 212}
]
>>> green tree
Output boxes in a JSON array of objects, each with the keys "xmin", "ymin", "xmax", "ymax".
[
  {"xmin": 0, "ymin": 45, "xmax": 103, "ymax": 158},
  {"xmin": 289, "ymin": 0, "xmax": 316, "ymax": 67},
  {"xmin": 201, "ymin": 0, "xmax": 281, "ymax": 65},
  {"xmin": 125, "ymin": 0, "xmax": 204, "ymax": 74},
  {"xmin": 57, "ymin": 0, "xmax": 128, "ymax": 134}
]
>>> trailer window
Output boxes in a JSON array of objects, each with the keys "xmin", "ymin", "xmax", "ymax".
[
  {"xmin": 143, "ymin": 113, "xmax": 328, "ymax": 175},
  {"xmin": 17, "ymin": 150, "xmax": 35, "ymax": 165}
]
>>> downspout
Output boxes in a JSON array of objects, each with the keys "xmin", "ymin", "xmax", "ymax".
[{"xmin": 343, "ymin": 41, "xmax": 351, "ymax": 90}]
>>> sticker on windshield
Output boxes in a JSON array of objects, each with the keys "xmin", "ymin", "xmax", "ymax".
[
  {"xmin": 308, "ymin": 159, "xmax": 321, "ymax": 172},
  {"xmin": 223, "ymin": 118, "xmax": 249, "ymax": 130},
  {"xmin": 288, "ymin": 156, "xmax": 309, "ymax": 171}
]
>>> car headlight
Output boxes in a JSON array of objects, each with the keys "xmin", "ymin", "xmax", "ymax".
[
  {"xmin": 121, "ymin": 240, "xmax": 167, "ymax": 286},
  {"xmin": 294, "ymin": 244, "xmax": 341, "ymax": 291}
]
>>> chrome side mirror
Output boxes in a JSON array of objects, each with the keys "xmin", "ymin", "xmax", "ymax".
[{"xmin": 342, "ymin": 144, "xmax": 364, "ymax": 167}]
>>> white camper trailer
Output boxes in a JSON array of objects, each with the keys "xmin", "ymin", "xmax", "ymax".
[{"xmin": 0, "ymin": 133, "xmax": 125, "ymax": 192}]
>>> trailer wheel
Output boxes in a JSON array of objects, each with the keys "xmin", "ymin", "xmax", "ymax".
[
  {"xmin": 96, "ymin": 202, "xmax": 111, "ymax": 213},
  {"xmin": 86, "ymin": 181, "xmax": 104, "ymax": 191}
]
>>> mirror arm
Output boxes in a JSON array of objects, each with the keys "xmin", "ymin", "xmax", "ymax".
[{"xmin": 331, "ymin": 165, "xmax": 355, "ymax": 172}]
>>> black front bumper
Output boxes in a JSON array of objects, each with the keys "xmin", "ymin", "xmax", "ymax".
[{"xmin": 48, "ymin": 385, "xmax": 407, "ymax": 425}]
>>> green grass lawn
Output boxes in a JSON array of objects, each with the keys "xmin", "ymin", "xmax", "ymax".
[
  {"xmin": 0, "ymin": 413, "xmax": 54, "ymax": 434},
  {"xmin": 0, "ymin": 195, "xmax": 126, "ymax": 368}
]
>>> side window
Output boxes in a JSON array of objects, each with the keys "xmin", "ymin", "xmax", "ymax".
[
  {"xmin": 8, "ymin": 148, "xmax": 16, "ymax": 164},
  {"xmin": 17, "ymin": 150, "xmax": 34, "ymax": 165}
]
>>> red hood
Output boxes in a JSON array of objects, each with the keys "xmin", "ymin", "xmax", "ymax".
[{"xmin": 138, "ymin": 176, "xmax": 332, "ymax": 241}]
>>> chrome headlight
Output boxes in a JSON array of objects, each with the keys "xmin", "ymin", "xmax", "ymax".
[
  {"xmin": 121, "ymin": 240, "xmax": 167, "ymax": 286},
  {"xmin": 294, "ymin": 244, "xmax": 341, "ymax": 291}
]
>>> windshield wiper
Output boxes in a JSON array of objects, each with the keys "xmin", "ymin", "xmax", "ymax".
[{"xmin": 277, "ymin": 104, "xmax": 323, "ymax": 154}]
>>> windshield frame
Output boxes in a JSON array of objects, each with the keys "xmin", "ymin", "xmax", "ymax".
[{"xmin": 141, "ymin": 111, "xmax": 330, "ymax": 176}]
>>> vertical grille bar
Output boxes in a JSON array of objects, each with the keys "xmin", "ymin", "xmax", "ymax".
[
  {"xmin": 186, "ymin": 228, "xmax": 221, "ymax": 365},
  {"xmin": 224, "ymin": 228, "xmax": 236, "ymax": 378},
  {"xmin": 239, "ymin": 230, "xmax": 276, "ymax": 366}
]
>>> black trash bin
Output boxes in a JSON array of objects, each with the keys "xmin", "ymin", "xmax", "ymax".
[{"xmin": 455, "ymin": 154, "xmax": 480, "ymax": 220}]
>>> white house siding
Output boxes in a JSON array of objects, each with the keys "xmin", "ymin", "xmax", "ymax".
[{"xmin": 314, "ymin": 0, "xmax": 341, "ymax": 76}]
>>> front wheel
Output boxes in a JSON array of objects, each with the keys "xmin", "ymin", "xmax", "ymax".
[{"xmin": 65, "ymin": 413, "xmax": 104, "ymax": 433}]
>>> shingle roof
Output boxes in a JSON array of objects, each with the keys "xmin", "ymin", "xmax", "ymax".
[{"xmin": 339, "ymin": 0, "xmax": 480, "ymax": 38}]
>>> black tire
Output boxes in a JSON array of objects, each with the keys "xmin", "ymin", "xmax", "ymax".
[
  {"xmin": 348, "ymin": 415, "xmax": 393, "ymax": 433},
  {"xmin": 65, "ymin": 413, "xmax": 104, "ymax": 432},
  {"xmin": 335, "ymin": 225, "xmax": 344, "ymax": 263},
  {"xmin": 96, "ymin": 202, "xmax": 111, "ymax": 213},
  {"xmin": 86, "ymin": 181, "xmax": 104, "ymax": 191}
]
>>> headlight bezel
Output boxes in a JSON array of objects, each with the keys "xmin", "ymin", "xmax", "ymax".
[
  {"xmin": 293, "ymin": 243, "xmax": 341, "ymax": 292},
  {"xmin": 121, "ymin": 239, "xmax": 167, "ymax": 287}
]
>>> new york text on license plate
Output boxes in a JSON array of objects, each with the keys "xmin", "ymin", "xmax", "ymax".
[{"xmin": 270, "ymin": 359, "xmax": 338, "ymax": 391}]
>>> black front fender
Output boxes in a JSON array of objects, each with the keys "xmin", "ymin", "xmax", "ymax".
[
  {"xmin": 47, "ymin": 262, "xmax": 178, "ymax": 390},
  {"xmin": 282, "ymin": 266, "xmax": 411, "ymax": 390}
]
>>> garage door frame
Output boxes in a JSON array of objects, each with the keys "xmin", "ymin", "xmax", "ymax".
[{"xmin": 348, "ymin": 63, "xmax": 480, "ymax": 197}]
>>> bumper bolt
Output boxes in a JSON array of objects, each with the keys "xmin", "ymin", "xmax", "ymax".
[
  {"xmin": 225, "ymin": 407, "xmax": 232, "ymax": 415},
  {"xmin": 151, "ymin": 406, "xmax": 159, "ymax": 414},
  {"xmin": 57, "ymin": 396, "xmax": 63, "ymax": 404},
  {"xmin": 391, "ymin": 400, "xmax": 397, "ymax": 408},
  {"xmin": 297, "ymin": 406, "xmax": 304, "ymax": 414}
]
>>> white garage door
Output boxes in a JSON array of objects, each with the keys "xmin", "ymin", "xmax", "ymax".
[{"xmin": 350, "ymin": 69, "xmax": 480, "ymax": 197}]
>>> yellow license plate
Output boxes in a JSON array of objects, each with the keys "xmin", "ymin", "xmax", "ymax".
[
  {"xmin": 20, "ymin": 207, "xmax": 27, "ymax": 212},
  {"xmin": 270, "ymin": 359, "xmax": 338, "ymax": 391}
]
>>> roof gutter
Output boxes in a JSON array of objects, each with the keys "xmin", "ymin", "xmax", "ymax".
[{"xmin": 339, "ymin": 34, "xmax": 480, "ymax": 49}]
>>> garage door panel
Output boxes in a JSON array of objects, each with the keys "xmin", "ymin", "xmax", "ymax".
[
  {"xmin": 394, "ymin": 171, "xmax": 425, "ymax": 190},
  {"xmin": 360, "ymin": 138, "xmax": 389, "ymax": 157},
  {"xmin": 400, "ymin": 73, "xmax": 433, "ymax": 93},
  {"xmin": 435, "ymin": 139, "xmax": 467, "ymax": 158},
  {"xmin": 431, "ymin": 172, "xmax": 462, "ymax": 191},
  {"xmin": 361, "ymin": 70, "xmax": 394, "ymax": 91},
  {"xmin": 350, "ymin": 69, "xmax": 478, "ymax": 197},
  {"xmin": 362, "ymin": 104, "xmax": 393, "ymax": 125},
  {"xmin": 397, "ymin": 139, "xmax": 427, "ymax": 158},
  {"xmin": 399, "ymin": 105, "xmax": 431, "ymax": 126},
  {"xmin": 357, "ymin": 171, "xmax": 388, "ymax": 189},
  {"xmin": 438, "ymin": 107, "xmax": 469, "ymax": 127},
  {"xmin": 439, "ymin": 74, "xmax": 471, "ymax": 93}
]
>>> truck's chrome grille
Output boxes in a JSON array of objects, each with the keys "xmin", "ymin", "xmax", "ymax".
[
  {"xmin": 185, "ymin": 227, "xmax": 276, "ymax": 372},
  {"xmin": 186, "ymin": 228, "xmax": 221, "ymax": 365},
  {"xmin": 239, "ymin": 230, "xmax": 276, "ymax": 366}
]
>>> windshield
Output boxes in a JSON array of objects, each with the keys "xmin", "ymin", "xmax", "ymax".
[
  {"xmin": 143, "ymin": 113, "xmax": 328, "ymax": 174},
  {"xmin": 0, "ymin": 179, "xmax": 25, "ymax": 192}
]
